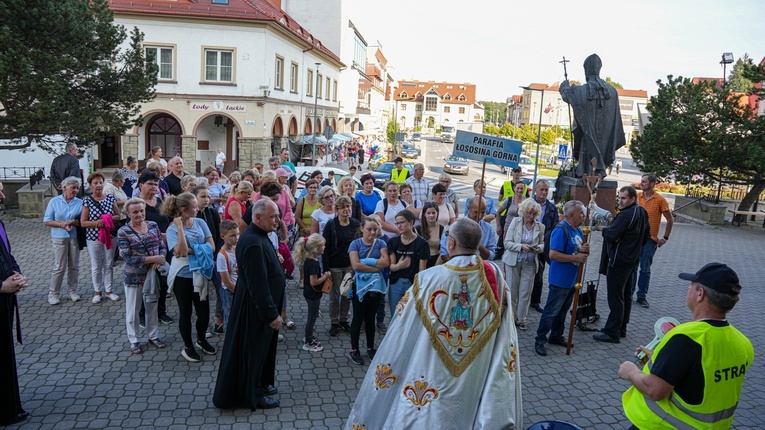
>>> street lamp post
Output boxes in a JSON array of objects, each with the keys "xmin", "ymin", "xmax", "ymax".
[
  {"xmin": 521, "ymin": 86, "xmax": 545, "ymax": 186},
  {"xmin": 716, "ymin": 53, "xmax": 734, "ymax": 202},
  {"xmin": 312, "ymin": 62, "xmax": 320, "ymax": 165}
]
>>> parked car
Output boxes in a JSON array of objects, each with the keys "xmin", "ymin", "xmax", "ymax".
[
  {"xmin": 500, "ymin": 155, "xmax": 536, "ymax": 175},
  {"xmin": 411, "ymin": 132, "xmax": 422, "ymax": 142},
  {"xmin": 520, "ymin": 175, "xmax": 557, "ymax": 201},
  {"xmin": 444, "ymin": 155, "xmax": 469, "ymax": 175},
  {"xmin": 294, "ymin": 166, "xmax": 384, "ymax": 199},
  {"xmin": 370, "ymin": 161, "xmax": 415, "ymax": 189},
  {"xmin": 401, "ymin": 142, "xmax": 420, "ymax": 159}
]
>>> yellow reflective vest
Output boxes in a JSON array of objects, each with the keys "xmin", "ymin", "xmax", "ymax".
[
  {"xmin": 390, "ymin": 168, "xmax": 408, "ymax": 184},
  {"xmin": 623, "ymin": 321, "xmax": 754, "ymax": 429},
  {"xmin": 499, "ymin": 180, "xmax": 529, "ymax": 216}
]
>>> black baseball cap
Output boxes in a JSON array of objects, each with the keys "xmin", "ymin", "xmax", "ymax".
[
  {"xmin": 512, "ymin": 167, "xmax": 522, "ymax": 173},
  {"xmin": 678, "ymin": 263, "xmax": 741, "ymax": 295}
]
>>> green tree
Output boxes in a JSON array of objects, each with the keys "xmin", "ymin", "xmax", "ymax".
[
  {"xmin": 484, "ymin": 124, "xmax": 500, "ymax": 135},
  {"xmin": 0, "ymin": 0, "xmax": 157, "ymax": 152},
  {"xmin": 631, "ymin": 75, "xmax": 765, "ymax": 212},
  {"xmin": 386, "ymin": 120, "xmax": 396, "ymax": 144},
  {"xmin": 726, "ymin": 54, "xmax": 754, "ymax": 94},
  {"xmin": 605, "ymin": 77, "xmax": 623, "ymax": 89},
  {"xmin": 480, "ymin": 101, "xmax": 506, "ymax": 124}
]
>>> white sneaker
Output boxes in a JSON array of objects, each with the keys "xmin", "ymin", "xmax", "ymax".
[
  {"xmin": 205, "ymin": 331, "xmax": 213, "ymax": 339},
  {"xmin": 105, "ymin": 292, "xmax": 120, "ymax": 301},
  {"xmin": 69, "ymin": 293, "xmax": 81, "ymax": 302},
  {"xmin": 277, "ymin": 334, "xmax": 285, "ymax": 342},
  {"xmin": 48, "ymin": 295, "xmax": 61, "ymax": 305},
  {"xmin": 92, "ymin": 294, "xmax": 102, "ymax": 304}
]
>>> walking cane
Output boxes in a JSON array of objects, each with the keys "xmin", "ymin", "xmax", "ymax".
[{"xmin": 566, "ymin": 158, "xmax": 601, "ymax": 355}]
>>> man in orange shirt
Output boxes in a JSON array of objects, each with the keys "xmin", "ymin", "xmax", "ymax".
[{"xmin": 632, "ymin": 174, "xmax": 674, "ymax": 308}]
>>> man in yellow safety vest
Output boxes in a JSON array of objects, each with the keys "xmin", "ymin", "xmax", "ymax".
[
  {"xmin": 619, "ymin": 263, "xmax": 754, "ymax": 430},
  {"xmin": 390, "ymin": 157, "xmax": 409, "ymax": 184}
]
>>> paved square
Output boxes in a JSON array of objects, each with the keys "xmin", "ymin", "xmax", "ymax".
[{"xmin": 2, "ymin": 212, "xmax": 763, "ymax": 429}]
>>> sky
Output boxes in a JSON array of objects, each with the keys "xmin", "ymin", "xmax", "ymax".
[{"xmin": 346, "ymin": 0, "xmax": 765, "ymax": 102}]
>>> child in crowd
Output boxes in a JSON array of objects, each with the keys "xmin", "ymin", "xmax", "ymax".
[
  {"xmin": 216, "ymin": 220, "xmax": 239, "ymax": 325},
  {"xmin": 295, "ymin": 233, "xmax": 330, "ymax": 352}
]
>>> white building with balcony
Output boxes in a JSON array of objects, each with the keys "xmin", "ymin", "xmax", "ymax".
[{"xmin": 100, "ymin": 0, "xmax": 343, "ymax": 172}]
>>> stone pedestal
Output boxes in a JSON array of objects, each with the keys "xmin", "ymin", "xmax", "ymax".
[
  {"xmin": 17, "ymin": 179, "xmax": 54, "ymax": 218},
  {"xmin": 558, "ymin": 176, "xmax": 617, "ymax": 213}
]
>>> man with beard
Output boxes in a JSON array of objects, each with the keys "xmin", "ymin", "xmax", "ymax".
[
  {"xmin": 593, "ymin": 186, "xmax": 650, "ymax": 343},
  {"xmin": 213, "ymin": 199, "xmax": 285, "ymax": 410}
]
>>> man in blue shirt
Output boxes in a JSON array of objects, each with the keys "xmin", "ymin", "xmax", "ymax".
[
  {"xmin": 440, "ymin": 196, "xmax": 497, "ymax": 262},
  {"xmin": 463, "ymin": 179, "xmax": 497, "ymax": 224},
  {"xmin": 534, "ymin": 200, "xmax": 589, "ymax": 356}
]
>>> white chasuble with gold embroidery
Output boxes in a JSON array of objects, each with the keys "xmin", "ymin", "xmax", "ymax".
[{"xmin": 346, "ymin": 255, "xmax": 523, "ymax": 430}]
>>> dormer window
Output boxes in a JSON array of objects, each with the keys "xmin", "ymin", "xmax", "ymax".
[
  {"xmin": 443, "ymin": 94, "xmax": 452, "ymax": 101},
  {"xmin": 400, "ymin": 91, "xmax": 408, "ymax": 98},
  {"xmin": 414, "ymin": 91, "xmax": 422, "ymax": 98},
  {"xmin": 457, "ymin": 94, "xmax": 466, "ymax": 101}
]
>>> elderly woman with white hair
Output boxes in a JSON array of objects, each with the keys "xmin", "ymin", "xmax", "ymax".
[
  {"xmin": 118, "ymin": 198, "xmax": 168, "ymax": 354},
  {"xmin": 43, "ymin": 176, "xmax": 83, "ymax": 305},
  {"xmin": 502, "ymin": 198, "xmax": 545, "ymax": 330}
]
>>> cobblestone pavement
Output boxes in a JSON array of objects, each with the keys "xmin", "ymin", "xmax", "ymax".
[{"xmin": 1, "ymin": 211, "xmax": 764, "ymax": 429}]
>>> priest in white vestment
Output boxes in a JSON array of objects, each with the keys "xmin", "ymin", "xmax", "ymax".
[{"xmin": 346, "ymin": 218, "xmax": 523, "ymax": 430}]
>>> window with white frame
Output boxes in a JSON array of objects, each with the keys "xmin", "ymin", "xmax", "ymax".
[
  {"xmin": 275, "ymin": 55, "xmax": 284, "ymax": 90},
  {"xmin": 290, "ymin": 62, "xmax": 298, "ymax": 93},
  {"xmin": 325, "ymin": 76, "xmax": 331, "ymax": 99},
  {"xmin": 400, "ymin": 103, "xmax": 407, "ymax": 111},
  {"xmin": 145, "ymin": 46, "xmax": 174, "ymax": 80},
  {"xmin": 425, "ymin": 97, "xmax": 437, "ymax": 112},
  {"xmin": 459, "ymin": 107, "xmax": 466, "ymax": 114},
  {"xmin": 204, "ymin": 49, "xmax": 234, "ymax": 82},
  {"xmin": 307, "ymin": 69, "xmax": 314, "ymax": 96},
  {"xmin": 400, "ymin": 91, "xmax": 408, "ymax": 98},
  {"xmin": 317, "ymin": 73, "xmax": 323, "ymax": 97},
  {"xmin": 457, "ymin": 94, "xmax": 466, "ymax": 101},
  {"xmin": 333, "ymin": 80, "xmax": 338, "ymax": 101},
  {"xmin": 443, "ymin": 93, "xmax": 452, "ymax": 101},
  {"xmin": 444, "ymin": 106, "xmax": 451, "ymax": 113}
]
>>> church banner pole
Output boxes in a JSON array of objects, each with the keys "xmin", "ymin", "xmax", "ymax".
[
  {"xmin": 478, "ymin": 159, "xmax": 487, "ymax": 204},
  {"xmin": 566, "ymin": 158, "xmax": 600, "ymax": 355}
]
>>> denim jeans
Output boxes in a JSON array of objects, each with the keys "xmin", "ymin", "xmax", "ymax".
[
  {"xmin": 631, "ymin": 240, "xmax": 658, "ymax": 299},
  {"xmin": 220, "ymin": 286, "xmax": 234, "ymax": 325},
  {"xmin": 535, "ymin": 285, "xmax": 575, "ymax": 344},
  {"xmin": 388, "ymin": 278, "xmax": 412, "ymax": 318}
]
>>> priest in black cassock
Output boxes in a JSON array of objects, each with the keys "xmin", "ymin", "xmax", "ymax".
[
  {"xmin": 0, "ymin": 220, "xmax": 30, "ymax": 426},
  {"xmin": 213, "ymin": 199, "xmax": 285, "ymax": 410}
]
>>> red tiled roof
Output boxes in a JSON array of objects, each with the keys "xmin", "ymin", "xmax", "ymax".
[
  {"xmin": 108, "ymin": 0, "xmax": 341, "ymax": 64},
  {"xmin": 394, "ymin": 80, "xmax": 476, "ymax": 104},
  {"xmin": 617, "ymin": 88, "xmax": 648, "ymax": 98},
  {"xmin": 691, "ymin": 77, "xmax": 724, "ymax": 88}
]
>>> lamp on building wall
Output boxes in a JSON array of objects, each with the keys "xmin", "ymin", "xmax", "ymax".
[
  {"xmin": 312, "ymin": 62, "xmax": 320, "ymax": 164},
  {"xmin": 521, "ymin": 86, "xmax": 545, "ymax": 186},
  {"xmin": 214, "ymin": 115, "xmax": 223, "ymax": 127}
]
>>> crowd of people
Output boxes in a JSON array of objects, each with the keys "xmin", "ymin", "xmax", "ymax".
[{"xmin": 0, "ymin": 141, "xmax": 754, "ymax": 427}]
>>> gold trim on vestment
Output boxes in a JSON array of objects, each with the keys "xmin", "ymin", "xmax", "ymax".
[{"xmin": 413, "ymin": 257, "xmax": 502, "ymax": 377}]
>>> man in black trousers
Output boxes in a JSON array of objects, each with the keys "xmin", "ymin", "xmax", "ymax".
[
  {"xmin": 594, "ymin": 186, "xmax": 650, "ymax": 343},
  {"xmin": 530, "ymin": 180, "xmax": 559, "ymax": 313}
]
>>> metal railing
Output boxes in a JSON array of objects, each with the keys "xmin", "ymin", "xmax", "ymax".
[{"xmin": 0, "ymin": 167, "xmax": 45, "ymax": 181}]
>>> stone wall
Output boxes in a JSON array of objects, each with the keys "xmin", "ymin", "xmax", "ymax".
[
  {"xmin": 182, "ymin": 137, "xmax": 197, "ymax": 173},
  {"xmin": 123, "ymin": 135, "xmax": 139, "ymax": 163},
  {"xmin": 673, "ymin": 195, "xmax": 726, "ymax": 225}
]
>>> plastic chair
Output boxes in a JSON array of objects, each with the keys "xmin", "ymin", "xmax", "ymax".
[{"xmin": 526, "ymin": 420, "xmax": 583, "ymax": 430}]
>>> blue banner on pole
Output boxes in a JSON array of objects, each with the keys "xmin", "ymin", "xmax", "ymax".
[{"xmin": 453, "ymin": 131, "xmax": 523, "ymax": 168}]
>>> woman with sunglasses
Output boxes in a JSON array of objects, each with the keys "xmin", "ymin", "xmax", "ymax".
[
  {"xmin": 415, "ymin": 203, "xmax": 444, "ymax": 268},
  {"xmin": 310, "ymin": 186, "xmax": 336, "ymax": 236}
]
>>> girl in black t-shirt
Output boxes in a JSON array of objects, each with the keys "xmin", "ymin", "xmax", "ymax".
[{"xmin": 295, "ymin": 233, "xmax": 330, "ymax": 352}]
